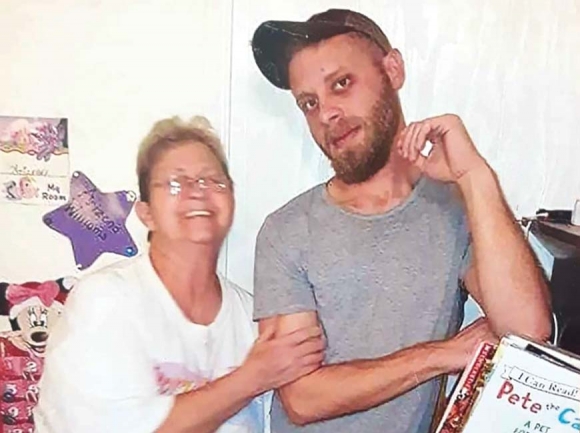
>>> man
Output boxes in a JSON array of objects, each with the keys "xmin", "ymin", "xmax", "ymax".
[{"xmin": 250, "ymin": 9, "xmax": 552, "ymax": 433}]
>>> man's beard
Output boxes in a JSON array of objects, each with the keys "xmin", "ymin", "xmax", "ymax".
[{"xmin": 322, "ymin": 75, "xmax": 400, "ymax": 185}]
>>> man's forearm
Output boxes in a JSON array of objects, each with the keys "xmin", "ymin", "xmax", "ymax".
[
  {"xmin": 458, "ymin": 164, "xmax": 551, "ymax": 339},
  {"xmin": 157, "ymin": 367, "xmax": 259, "ymax": 433},
  {"xmin": 278, "ymin": 340, "xmax": 449, "ymax": 426}
]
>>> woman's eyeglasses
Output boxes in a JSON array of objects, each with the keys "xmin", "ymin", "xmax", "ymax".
[{"xmin": 152, "ymin": 175, "xmax": 230, "ymax": 197}]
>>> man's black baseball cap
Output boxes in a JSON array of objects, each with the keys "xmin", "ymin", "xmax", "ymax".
[{"xmin": 252, "ymin": 9, "xmax": 391, "ymax": 90}]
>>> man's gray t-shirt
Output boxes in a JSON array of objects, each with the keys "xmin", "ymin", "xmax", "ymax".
[{"xmin": 254, "ymin": 177, "xmax": 471, "ymax": 433}]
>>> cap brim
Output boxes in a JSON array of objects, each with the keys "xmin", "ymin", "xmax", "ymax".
[{"xmin": 252, "ymin": 20, "xmax": 354, "ymax": 90}]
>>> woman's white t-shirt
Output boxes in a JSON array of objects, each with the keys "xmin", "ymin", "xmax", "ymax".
[{"xmin": 34, "ymin": 254, "xmax": 268, "ymax": 433}]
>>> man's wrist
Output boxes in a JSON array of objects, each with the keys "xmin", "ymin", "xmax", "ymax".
[
  {"xmin": 420, "ymin": 340, "xmax": 457, "ymax": 377},
  {"xmin": 456, "ymin": 162, "xmax": 496, "ymax": 199}
]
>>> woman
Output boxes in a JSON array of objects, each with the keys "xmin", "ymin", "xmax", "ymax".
[{"xmin": 34, "ymin": 116, "xmax": 324, "ymax": 433}]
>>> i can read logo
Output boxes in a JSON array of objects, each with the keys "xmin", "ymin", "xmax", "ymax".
[{"xmin": 498, "ymin": 365, "xmax": 580, "ymax": 430}]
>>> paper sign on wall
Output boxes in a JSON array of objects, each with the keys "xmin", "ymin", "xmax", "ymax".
[{"xmin": 0, "ymin": 116, "xmax": 69, "ymax": 206}]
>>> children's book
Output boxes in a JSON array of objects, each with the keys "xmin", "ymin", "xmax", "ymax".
[{"xmin": 435, "ymin": 334, "xmax": 580, "ymax": 433}]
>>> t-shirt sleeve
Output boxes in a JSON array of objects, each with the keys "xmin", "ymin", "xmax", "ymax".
[
  {"xmin": 34, "ymin": 273, "xmax": 174, "ymax": 433},
  {"xmin": 253, "ymin": 214, "xmax": 316, "ymax": 321},
  {"xmin": 449, "ymin": 183, "xmax": 473, "ymax": 282},
  {"xmin": 459, "ymin": 234, "xmax": 473, "ymax": 281}
]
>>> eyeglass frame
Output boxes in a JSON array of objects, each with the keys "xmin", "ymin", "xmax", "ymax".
[{"xmin": 150, "ymin": 174, "xmax": 232, "ymax": 197}]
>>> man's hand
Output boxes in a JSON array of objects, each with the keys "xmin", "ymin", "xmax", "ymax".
[
  {"xmin": 240, "ymin": 325, "xmax": 324, "ymax": 395},
  {"xmin": 437, "ymin": 317, "xmax": 499, "ymax": 373},
  {"xmin": 396, "ymin": 114, "xmax": 487, "ymax": 184}
]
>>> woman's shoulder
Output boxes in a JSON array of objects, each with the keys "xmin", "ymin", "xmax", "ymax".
[
  {"xmin": 66, "ymin": 255, "xmax": 148, "ymax": 314},
  {"xmin": 219, "ymin": 275, "xmax": 254, "ymax": 314},
  {"xmin": 221, "ymin": 275, "xmax": 252, "ymax": 301}
]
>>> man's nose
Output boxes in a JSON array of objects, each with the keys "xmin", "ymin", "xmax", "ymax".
[{"xmin": 319, "ymin": 98, "xmax": 344, "ymax": 125}]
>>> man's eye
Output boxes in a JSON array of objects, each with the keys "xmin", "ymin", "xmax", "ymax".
[
  {"xmin": 305, "ymin": 100, "xmax": 317, "ymax": 110},
  {"xmin": 300, "ymin": 99, "xmax": 318, "ymax": 113},
  {"xmin": 334, "ymin": 77, "xmax": 351, "ymax": 91}
]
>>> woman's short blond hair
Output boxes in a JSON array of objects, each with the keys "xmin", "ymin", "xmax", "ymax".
[{"xmin": 136, "ymin": 116, "xmax": 231, "ymax": 202}]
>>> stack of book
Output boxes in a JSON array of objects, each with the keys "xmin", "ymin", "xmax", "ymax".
[{"xmin": 435, "ymin": 334, "xmax": 580, "ymax": 433}]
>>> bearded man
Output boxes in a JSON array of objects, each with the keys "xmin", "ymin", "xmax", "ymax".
[{"xmin": 250, "ymin": 9, "xmax": 552, "ymax": 433}]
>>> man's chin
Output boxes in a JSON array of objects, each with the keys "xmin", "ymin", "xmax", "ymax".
[
  {"xmin": 332, "ymin": 167, "xmax": 372, "ymax": 185},
  {"xmin": 332, "ymin": 157, "xmax": 389, "ymax": 185}
]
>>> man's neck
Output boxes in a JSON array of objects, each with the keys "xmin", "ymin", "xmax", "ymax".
[{"xmin": 327, "ymin": 151, "xmax": 422, "ymax": 216}]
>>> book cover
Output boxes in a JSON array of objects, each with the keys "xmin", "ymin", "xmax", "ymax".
[
  {"xmin": 435, "ymin": 342, "xmax": 497, "ymax": 433},
  {"xmin": 461, "ymin": 335, "xmax": 580, "ymax": 433}
]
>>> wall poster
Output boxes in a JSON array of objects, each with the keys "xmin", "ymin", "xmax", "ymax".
[{"xmin": 0, "ymin": 116, "xmax": 69, "ymax": 206}]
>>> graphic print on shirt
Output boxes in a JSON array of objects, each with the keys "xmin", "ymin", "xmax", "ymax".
[
  {"xmin": 154, "ymin": 362, "xmax": 210, "ymax": 395},
  {"xmin": 153, "ymin": 362, "xmax": 266, "ymax": 432}
]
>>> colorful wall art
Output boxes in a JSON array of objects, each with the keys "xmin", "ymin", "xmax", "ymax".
[{"xmin": 0, "ymin": 116, "xmax": 69, "ymax": 206}]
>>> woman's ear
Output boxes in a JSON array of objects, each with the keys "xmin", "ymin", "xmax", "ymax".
[
  {"xmin": 381, "ymin": 49, "xmax": 405, "ymax": 91},
  {"xmin": 135, "ymin": 201, "xmax": 155, "ymax": 232}
]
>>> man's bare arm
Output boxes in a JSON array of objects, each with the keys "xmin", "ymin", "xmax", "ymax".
[
  {"xmin": 262, "ymin": 312, "xmax": 494, "ymax": 426},
  {"xmin": 458, "ymin": 166, "xmax": 552, "ymax": 340},
  {"xmin": 398, "ymin": 114, "xmax": 552, "ymax": 341}
]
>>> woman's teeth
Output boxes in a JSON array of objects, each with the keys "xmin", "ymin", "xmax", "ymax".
[{"xmin": 185, "ymin": 210, "xmax": 212, "ymax": 218}]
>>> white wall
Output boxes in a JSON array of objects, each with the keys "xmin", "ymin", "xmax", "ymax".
[
  {"xmin": 0, "ymin": 0, "xmax": 233, "ymax": 282},
  {"xmin": 1, "ymin": 0, "xmax": 579, "ymax": 292},
  {"xmin": 226, "ymin": 0, "xmax": 580, "ymax": 289}
]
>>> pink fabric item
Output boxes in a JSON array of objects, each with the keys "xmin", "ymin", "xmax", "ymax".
[
  {"xmin": 6, "ymin": 282, "xmax": 59, "ymax": 308},
  {"xmin": 0, "ymin": 336, "xmax": 43, "ymax": 430}
]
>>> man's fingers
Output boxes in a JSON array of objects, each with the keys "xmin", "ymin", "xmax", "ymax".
[
  {"xmin": 459, "ymin": 318, "xmax": 499, "ymax": 346},
  {"xmin": 413, "ymin": 123, "xmax": 433, "ymax": 164},
  {"xmin": 404, "ymin": 123, "xmax": 417, "ymax": 161},
  {"xmin": 397, "ymin": 125, "xmax": 413, "ymax": 159},
  {"xmin": 403, "ymin": 124, "xmax": 416, "ymax": 159},
  {"xmin": 409, "ymin": 122, "xmax": 426, "ymax": 162},
  {"xmin": 397, "ymin": 131, "xmax": 406, "ymax": 158},
  {"xmin": 398, "ymin": 121, "xmax": 436, "ymax": 165}
]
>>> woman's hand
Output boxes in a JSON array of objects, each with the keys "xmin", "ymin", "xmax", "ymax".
[{"xmin": 241, "ymin": 325, "xmax": 325, "ymax": 394}]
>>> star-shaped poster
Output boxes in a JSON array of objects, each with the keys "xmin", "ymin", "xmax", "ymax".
[{"xmin": 43, "ymin": 171, "xmax": 138, "ymax": 270}]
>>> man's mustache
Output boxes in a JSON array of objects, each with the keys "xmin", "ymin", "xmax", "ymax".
[{"xmin": 324, "ymin": 118, "xmax": 363, "ymax": 145}]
